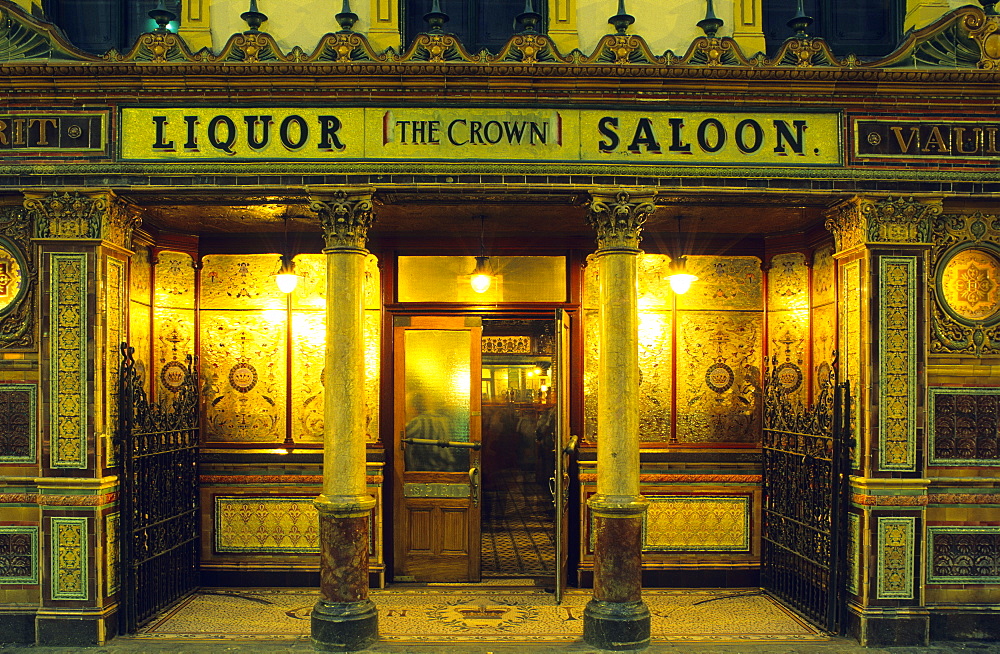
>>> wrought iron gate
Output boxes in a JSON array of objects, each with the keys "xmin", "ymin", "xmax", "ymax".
[
  {"xmin": 761, "ymin": 354, "xmax": 851, "ymax": 634},
  {"xmin": 116, "ymin": 343, "xmax": 201, "ymax": 633}
]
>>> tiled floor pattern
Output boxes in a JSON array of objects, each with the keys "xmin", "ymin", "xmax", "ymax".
[
  {"xmin": 135, "ymin": 587, "xmax": 827, "ymax": 643},
  {"xmin": 482, "ymin": 469, "xmax": 556, "ymax": 577}
]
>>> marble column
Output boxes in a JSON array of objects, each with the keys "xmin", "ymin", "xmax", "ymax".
[
  {"xmin": 309, "ymin": 189, "xmax": 378, "ymax": 652},
  {"xmin": 583, "ymin": 189, "xmax": 653, "ymax": 651}
]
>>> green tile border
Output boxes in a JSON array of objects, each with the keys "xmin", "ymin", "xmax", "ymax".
[
  {"xmin": 928, "ymin": 387, "xmax": 1000, "ymax": 466},
  {"xmin": 847, "ymin": 512, "xmax": 861, "ymax": 596},
  {"xmin": 105, "ymin": 512, "xmax": 120, "ymax": 596},
  {"xmin": 50, "ymin": 516, "xmax": 88, "ymax": 600},
  {"xmin": 0, "ymin": 525, "xmax": 39, "ymax": 584},
  {"xmin": 927, "ymin": 526, "xmax": 1000, "ymax": 583},
  {"xmin": 878, "ymin": 256, "xmax": 917, "ymax": 472},
  {"xmin": 876, "ymin": 515, "xmax": 915, "ymax": 600},
  {"xmin": 0, "ymin": 383, "xmax": 37, "ymax": 463}
]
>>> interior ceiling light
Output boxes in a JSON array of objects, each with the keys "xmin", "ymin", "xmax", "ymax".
[
  {"xmin": 470, "ymin": 215, "xmax": 492, "ymax": 294},
  {"xmin": 275, "ymin": 215, "xmax": 300, "ymax": 294},
  {"xmin": 667, "ymin": 216, "xmax": 698, "ymax": 295}
]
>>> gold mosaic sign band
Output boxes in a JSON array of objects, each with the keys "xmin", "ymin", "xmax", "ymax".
[{"xmin": 120, "ymin": 107, "xmax": 843, "ymax": 166}]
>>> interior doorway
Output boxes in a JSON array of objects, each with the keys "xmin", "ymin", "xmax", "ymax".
[{"xmin": 391, "ymin": 312, "xmax": 571, "ymax": 592}]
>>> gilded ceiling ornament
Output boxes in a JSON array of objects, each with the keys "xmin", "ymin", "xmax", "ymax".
[
  {"xmin": 585, "ymin": 190, "xmax": 655, "ymax": 251},
  {"xmin": 824, "ymin": 196, "xmax": 943, "ymax": 252},
  {"xmin": 311, "ymin": 190, "xmax": 377, "ymax": 250}
]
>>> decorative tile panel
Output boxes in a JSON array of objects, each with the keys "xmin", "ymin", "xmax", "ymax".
[
  {"xmin": 879, "ymin": 256, "xmax": 917, "ymax": 472},
  {"xmin": 637, "ymin": 309, "xmax": 672, "ymax": 442},
  {"xmin": 677, "ymin": 256, "xmax": 763, "ymax": 312},
  {"xmin": 105, "ymin": 512, "xmax": 120, "ymax": 596},
  {"xmin": 840, "ymin": 259, "xmax": 863, "ymax": 467},
  {"xmin": 768, "ymin": 253, "xmax": 809, "ymax": 312},
  {"xmin": 876, "ymin": 516, "xmax": 915, "ymax": 600},
  {"xmin": 676, "ymin": 311, "xmax": 762, "ymax": 443},
  {"xmin": 847, "ymin": 512, "xmax": 861, "ymax": 595},
  {"xmin": 927, "ymin": 526, "xmax": 1000, "ymax": 583},
  {"xmin": 929, "ymin": 388, "xmax": 1000, "ymax": 465},
  {"xmin": 767, "ymin": 310, "xmax": 808, "ymax": 406},
  {"xmin": 154, "ymin": 250, "xmax": 195, "ymax": 309},
  {"xmin": 0, "ymin": 207, "xmax": 37, "ymax": 349},
  {"xmin": 643, "ymin": 496, "xmax": 750, "ymax": 552},
  {"xmin": 0, "ymin": 383, "xmax": 36, "ymax": 463},
  {"xmin": 154, "ymin": 306, "xmax": 196, "ymax": 404},
  {"xmin": 812, "ymin": 245, "xmax": 836, "ymax": 307},
  {"xmin": 105, "ymin": 257, "xmax": 125, "ymax": 467},
  {"xmin": 583, "ymin": 307, "xmax": 598, "ymax": 442},
  {"xmin": 811, "ymin": 304, "xmax": 837, "ymax": 400},
  {"xmin": 0, "ymin": 526, "xmax": 38, "ymax": 584},
  {"xmin": 215, "ymin": 497, "xmax": 320, "ymax": 553},
  {"xmin": 201, "ymin": 254, "xmax": 284, "ymax": 311},
  {"xmin": 51, "ymin": 516, "xmax": 88, "ymax": 600},
  {"xmin": 49, "ymin": 253, "xmax": 88, "ymax": 469}
]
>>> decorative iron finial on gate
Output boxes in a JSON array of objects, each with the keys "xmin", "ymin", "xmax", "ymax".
[
  {"xmin": 148, "ymin": 1, "xmax": 176, "ymax": 33},
  {"xmin": 980, "ymin": 0, "xmax": 998, "ymax": 15},
  {"xmin": 787, "ymin": 0, "xmax": 813, "ymax": 38},
  {"xmin": 336, "ymin": 0, "xmax": 359, "ymax": 31},
  {"xmin": 516, "ymin": 0, "xmax": 543, "ymax": 34},
  {"xmin": 241, "ymin": 0, "xmax": 268, "ymax": 33},
  {"xmin": 697, "ymin": 0, "xmax": 723, "ymax": 37},
  {"xmin": 608, "ymin": 0, "xmax": 635, "ymax": 35},
  {"xmin": 424, "ymin": 0, "xmax": 450, "ymax": 32}
]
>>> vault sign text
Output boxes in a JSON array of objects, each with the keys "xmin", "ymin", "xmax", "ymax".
[{"xmin": 120, "ymin": 107, "xmax": 842, "ymax": 165}]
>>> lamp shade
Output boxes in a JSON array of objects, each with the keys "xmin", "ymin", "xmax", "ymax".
[
  {"xmin": 668, "ymin": 273, "xmax": 698, "ymax": 295},
  {"xmin": 275, "ymin": 257, "xmax": 300, "ymax": 293},
  {"xmin": 470, "ymin": 256, "xmax": 492, "ymax": 293}
]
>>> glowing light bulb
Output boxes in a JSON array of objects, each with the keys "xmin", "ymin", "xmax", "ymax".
[
  {"xmin": 275, "ymin": 257, "xmax": 299, "ymax": 293},
  {"xmin": 470, "ymin": 256, "xmax": 492, "ymax": 294},
  {"xmin": 668, "ymin": 273, "xmax": 698, "ymax": 295}
]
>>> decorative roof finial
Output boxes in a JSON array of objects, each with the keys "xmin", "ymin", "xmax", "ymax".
[
  {"xmin": 787, "ymin": 0, "xmax": 813, "ymax": 38},
  {"xmin": 336, "ymin": 0, "xmax": 359, "ymax": 32},
  {"xmin": 516, "ymin": 0, "xmax": 543, "ymax": 34},
  {"xmin": 980, "ymin": 0, "xmax": 998, "ymax": 15},
  {"xmin": 423, "ymin": 0, "xmax": 449, "ymax": 33},
  {"xmin": 148, "ymin": 0, "xmax": 176, "ymax": 33},
  {"xmin": 697, "ymin": 0, "xmax": 723, "ymax": 38},
  {"xmin": 608, "ymin": 0, "xmax": 635, "ymax": 35},
  {"xmin": 241, "ymin": 0, "xmax": 268, "ymax": 34}
]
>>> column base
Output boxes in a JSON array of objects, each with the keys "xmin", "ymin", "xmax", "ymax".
[
  {"xmin": 848, "ymin": 608, "xmax": 929, "ymax": 647},
  {"xmin": 583, "ymin": 599, "xmax": 650, "ymax": 651},
  {"xmin": 311, "ymin": 598, "xmax": 378, "ymax": 652}
]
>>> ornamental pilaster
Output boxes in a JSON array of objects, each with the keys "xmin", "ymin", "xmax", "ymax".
[
  {"xmin": 25, "ymin": 190, "xmax": 141, "ymax": 250},
  {"xmin": 585, "ymin": 189, "xmax": 655, "ymax": 251},
  {"xmin": 311, "ymin": 189, "xmax": 377, "ymax": 251},
  {"xmin": 824, "ymin": 195, "xmax": 943, "ymax": 253}
]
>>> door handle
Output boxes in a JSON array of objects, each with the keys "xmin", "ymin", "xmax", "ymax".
[
  {"xmin": 548, "ymin": 476, "xmax": 556, "ymax": 504},
  {"xmin": 469, "ymin": 466, "xmax": 480, "ymax": 507},
  {"xmin": 563, "ymin": 435, "xmax": 579, "ymax": 455}
]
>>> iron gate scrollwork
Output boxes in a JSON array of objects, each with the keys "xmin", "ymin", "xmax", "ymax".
[
  {"xmin": 116, "ymin": 342, "xmax": 200, "ymax": 634},
  {"xmin": 761, "ymin": 353, "xmax": 851, "ymax": 634}
]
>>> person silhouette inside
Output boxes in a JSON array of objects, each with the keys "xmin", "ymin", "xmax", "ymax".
[{"xmin": 403, "ymin": 392, "xmax": 468, "ymax": 472}]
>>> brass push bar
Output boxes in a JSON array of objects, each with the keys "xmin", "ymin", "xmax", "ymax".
[{"xmin": 402, "ymin": 437, "xmax": 482, "ymax": 451}]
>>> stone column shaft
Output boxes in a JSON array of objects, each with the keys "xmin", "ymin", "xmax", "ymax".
[
  {"xmin": 310, "ymin": 189, "xmax": 378, "ymax": 652},
  {"xmin": 583, "ymin": 190, "xmax": 653, "ymax": 651}
]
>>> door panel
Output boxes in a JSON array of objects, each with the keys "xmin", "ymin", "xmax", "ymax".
[
  {"xmin": 393, "ymin": 316, "xmax": 482, "ymax": 582},
  {"xmin": 554, "ymin": 309, "xmax": 574, "ymax": 602}
]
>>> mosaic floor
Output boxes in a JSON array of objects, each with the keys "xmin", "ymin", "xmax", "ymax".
[
  {"xmin": 482, "ymin": 469, "xmax": 556, "ymax": 577},
  {"xmin": 134, "ymin": 587, "xmax": 827, "ymax": 644}
]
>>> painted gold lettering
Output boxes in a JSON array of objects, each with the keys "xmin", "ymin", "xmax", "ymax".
[
  {"xmin": 207, "ymin": 115, "xmax": 237, "ymax": 154},
  {"xmin": 734, "ymin": 119, "xmax": 763, "ymax": 153},
  {"xmin": 627, "ymin": 117, "xmax": 660, "ymax": 153},
  {"xmin": 469, "ymin": 121, "xmax": 484, "ymax": 144},
  {"xmin": 183, "ymin": 115, "xmax": 199, "ymax": 150},
  {"xmin": 921, "ymin": 125, "xmax": 949, "ymax": 153},
  {"xmin": 667, "ymin": 118, "xmax": 691, "ymax": 153},
  {"xmin": 889, "ymin": 126, "xmax": 919, "ymax": 153},
  {"xmin": 244, "ymin": 115, "xmax": 272, "ymax": 150},
  {"xmin": 597, "ymin": 116, "xmax": 619, "ymax": 152},
  {"xmin": 696, "ymin": 118, "xmax": 725, "ymax": 152},
  {"xmin": 954, "ymin": 127, "xmax": 982, "ymax": 155},
  {"xmin": 773, "ymin": 119, "xmax": 806, "ymax": 155},
  {"xmin": 318, "ymin": 116, "xmax": 345, "ymax": 150},
  {"xmin": 29, "ymin": 118, "xmax": 57, "ymax": 146},
  {"xmin": 985, "ymin": 127, "xmax": 1000, "ymax": 154},
  {"xmin": 448, "ymin": 119, "xmax": 468, "ymax": 146},
  {"xmin": 279, "ymin": 115, "xmax": 308, "ymax": 150},
  {"xmin": 0, "ymin": 120, "xmax": 8, "ymax": 146}
]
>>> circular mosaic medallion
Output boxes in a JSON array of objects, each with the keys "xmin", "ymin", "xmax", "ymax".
[
  {"xmin": 428, "ymin": 599, "xmax": 536, "ymax": 632},
  {"xmin": 940, "ymin": 247, "xmax": 1000, "ymax": 323},
  {"xmin": 159, "ymin": 361, "xmax": 187, "ymax": 392},
  {"xmin": 0, "ymin": 240, "xmax": 26, "ymax": 316},
  {"xmin": 775, "ymin": 362, "xmax": 803, "ymax": 394},
  {"xmin": 228, "ymin": 361, "xmax": 258, "ymax": 393},
  {"xmin": 705, "ymin": 362, "xmax": 735, "ymax": 394}
]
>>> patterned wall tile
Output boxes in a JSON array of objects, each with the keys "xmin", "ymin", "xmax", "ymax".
[
  {"xmin": 0, "ymin": 526, "xmax": 39, "ymax": 584},
  {"xmin": 677, "ymin": 256, "xmax": 763, "ymax": 312},
  {"xmin": 201, "ymin": 254, "xmax": 284, "ymax": 311},
  {"xmin": 50, "ymin": 516, "xmax": 88, "ymax": 600},
  {"xmin": 879, "ymin": 256, "xmax": 917, "ymax": 472},
  {"xmin": 0, "ymin": 383, "xmax": 36, "ymax": 463},
  {"xmin": 643, "ymin": 496, "xmax": 750, "ymax": 552},
  {"xmin": 929, "ymin": 388, "xmax": 1000, "ymax": 465},
  {"xmin": 105, "ymin": 512, "xmax": 120, "ymax": 596},
  {"xmin": 811, "ymin": 303, "xmax": 837, "ymax": 399},
  {"xmin": 840, "ymin": 258, "xmax": 863, "ymax": 468},
  {"xmin": 104, "ymin": 256, "xmax": 125, "ymax": 467},
  {"xmin": 215, "ymin": 497, "xmax": 320, "ymax": 553},
  {"xmin": 847, "ymin": 512, "xmax": 861, "ymax": 595},
  {"xmin": 154, "ymin": 250, "xmax": 196, "ymax": 309},
  {"xmin": 813, "ymin": 245, "xmax": 836, "ymax": 307},
  {"xmin": 927, "ymin": 526, "xmax": 1000, "ymax": 583},
  {"xmin": 768, "ymin": 252, "xmax": 809, "ymax": 312},
  {"xmin": 876, "ymin": 516, "xmax": 915, "ymax": 600},
  {"xmin": 49, "ymin": 253, "xmax": 88, "ymax": 469}
]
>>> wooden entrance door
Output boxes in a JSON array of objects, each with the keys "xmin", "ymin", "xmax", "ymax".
[{"xmin": 393, "ymin": 316, "xmax": 482, "ymax": 582}]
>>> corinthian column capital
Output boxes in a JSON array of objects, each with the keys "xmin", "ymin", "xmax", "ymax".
[
  {"xmin": 310, "ymin": 188, "xmax": 377, "ymax": 251},
  {"xmin": 585, "ymin": 189, "xmax": 656, "ymax": 251},
  {"xmin": 824, "ymin": 195, "xmax": 943, "ymax": 253},
  {"xmin": 25, "ymin": 190, "xmax": 141, "ymax": 249}
]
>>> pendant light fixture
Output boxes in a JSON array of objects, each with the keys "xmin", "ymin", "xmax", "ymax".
[
  {"xmin": 667, "ymin": 215, "xmax": 698, "ymax": 295},
  {"xmin": 470, "ymin": 215, "xmax": 493, "ymax": 294},
  {"xmin": 275, "ymin": 215, "xmax": 300, "ymax": 294}
]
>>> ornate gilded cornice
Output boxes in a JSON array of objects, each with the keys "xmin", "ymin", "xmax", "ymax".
[
  {"xmin": 585, "ymin": 189, "xmax": 655, "ymax": 251},
  {"xmin": 824, "ymin": 196, "xmax": 943, "ymax": 252},
  {"xmin": 311, "ymin": 189, "xmax": 377, "ymax": 251},
  {"xmin": 25, "ymin": 190, "xmax": 141, "ymax": 248},
  {"xmin": 0, "ymin": 0, "xmax": 997, "ymax": 73}
]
